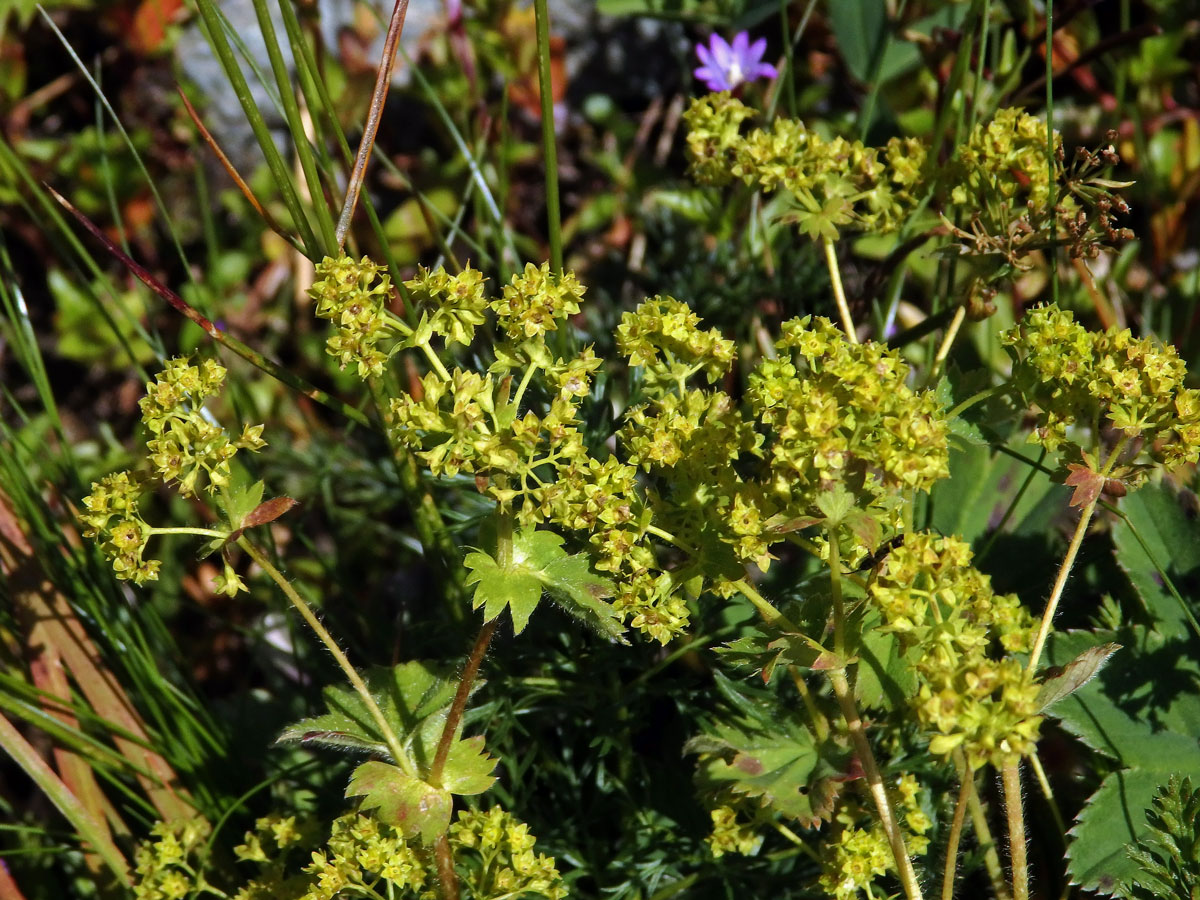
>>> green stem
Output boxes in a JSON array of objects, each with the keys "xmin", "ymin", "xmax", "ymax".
[
  {"xmin": 954, "ymin": 747, "xmax": 1010, "ymax": 900},
  {"xmin": 1026, "ymin": 435, "xmax": 1128, "ymax": 673},
  {"xmin": 827, "ymin": 526, "xmax": 846, "ymax": 657},
  {"xmin": 418, "ymin": 340, "xmax": 453, "ymax": 382},
  {"xmin": 1002, "ymin": 758, "xmax": 1028, "ymax": 900},
  {"xmin": 941, "ymin": 760, "xmax": 974, "ymax": 900},
  {"xmin": 822, "ymin": 237, "xmax": 857, "ymax": 343},
  {"xmin": 510, "ymin": 360, "xmax": 540, "ymax": 412},
  {"xmin": 533, "ymin": 0, "xmax": 562, "ymax": 276},
  {"xmin": 829, "ymin": 670, "xmax": 924, "ymax": 900},
  {"xmin": 946, "ymin": 383, "xmax": 1010, "ymax": 421},
  {"xmin": 147, "ymin": 527, "xmax": 228, "ymax": 539},
  {"xmin": 238, "ymin": 537, "xmax": 415, "ymax": 776}
]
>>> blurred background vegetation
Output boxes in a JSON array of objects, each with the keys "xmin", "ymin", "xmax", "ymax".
[{"xmin": 1, "ymin": 0, "xmax": 1199, "ymax": 897}]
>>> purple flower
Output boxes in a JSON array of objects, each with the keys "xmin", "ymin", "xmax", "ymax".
[{"xmin": 694, "ymin": 31, "xmax": 778, "ymax": 93}]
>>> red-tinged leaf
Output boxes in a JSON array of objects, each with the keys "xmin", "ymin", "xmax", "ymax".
[
  {"xmin": 346, "ymin": 761, "xmax": 451, "ymax": 844},
  {"xmin": 242, "ymin": 497, "xmax": 298, "ymax": 529},
  {"xmin": 1065, "ymin": 463, "xmax": 1105, "ymax": 508}
]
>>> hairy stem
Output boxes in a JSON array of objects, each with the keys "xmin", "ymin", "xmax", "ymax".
[
  {"xmin": 955, "ymin": 747, "xmax": 1010, "ymax": 900},
  {"xmin": 941, "ymin": 761, "xmax": 974, "ymax": 900},
  {"xmin": 1002, "ymin": 758, "xmax": 1028, "ymax": 900},
  {"xmin": 435, "ymin": 834, "xmax": 460, "ymax": 900},
  {"xmin": 430, "ymin": 618, "xmax": 497, "ymax": 786},
  {"xmin": 826, "ymin": 526, "xmax": 846, "ymax": 657},
  {"xmin": 238, "ymin": 537, "xmax": 414, "ymax": 776},
  {"xmin": 1026, "ymin": 436, "xmax": 1127, "ymax": 673},
  {"xmin": 828, "ymin": 670, "xmax": 924, "ymax": 900},
  {"xmin": 822, "ymin": 237, "xmax": 857, "ymax": 343}
]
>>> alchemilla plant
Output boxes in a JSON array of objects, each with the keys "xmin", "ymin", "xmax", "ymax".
[
  {"xmin": 6, "ymin": 4, "xmax": 1196, "ymax": 900},
  {"xmin": 70, "ymin": 79, "xmax": 1200, "ymax": 899}
]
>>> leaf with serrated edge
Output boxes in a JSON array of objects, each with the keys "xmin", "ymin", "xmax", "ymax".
[
  {"xmin": 278, "ymin": 661, "xmax": 471, "ymax": 773},
  {"xmin": 464, "ymin": 528, "xmax": 626, "ymax": 641},
  {"xmin": 346, "ymin": 761, "xmax": 451, "ymax": 843},
  {"xmin": 1036, "ymin": 642, "xmax": 1121, "ymax": 712},
  {"xmin": 440, "ymin": 735, "xmax": 497, "ymax": 795},
  {"xmin": 1047, "ymin": 630, "xmax": 1200, "ymax": 896},
  {"xmin": 687, "ymin": 672, "xmax": 848, "ymax": 827},
  {"xmin": 464, "ymin": 548, "xmax": 542, "ymax": 632}
]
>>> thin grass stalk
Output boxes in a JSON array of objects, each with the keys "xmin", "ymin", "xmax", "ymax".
[
  {"xmin": 193, "ymin": 0, "xmax": 320, "ymax": 257},
  {"xmin": 51, "ymin": 187, "xmax": 376, "ymax": 432},
  {"xmin": 532, "ymin": 0, "xmax": 563, "ymax": 274},
  {"xmin": 272, "ymin": 0, "xmax": 416, "ymax": 305},
  {"xmin": 39, "ymin": 10, "xmax": 194, "ymax": 279},
  {"xmin": 177, "ymin": 89, "xmax": 304, "ymax": 254},
  {"xmin": 248, "ymin": 0, "xmax": 337, "ymax": 252},
  {"xmin": 337, "ymin": 0, "xmax": 411, "ymax": 247},
  {"xmin": 0, "ymin": 711, "xmax": 130, "ymax": 886},
  {"xmin": 0, "ymin": 146, "xmax": 161, "ymax": 378}
]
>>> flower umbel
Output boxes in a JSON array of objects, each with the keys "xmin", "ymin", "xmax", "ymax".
[{"xmin": 694, "ymin": 32, "xmax": 777, "ymax": 93}]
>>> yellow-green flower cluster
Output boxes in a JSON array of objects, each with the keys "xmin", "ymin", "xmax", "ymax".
[
  {"xmin": 749, "ymin": 316, "xmax": 949, "ymax": 506},
  {"xmin": 616, "ymin": 295, "xmax": 736, "ymax": 390},
  {"xmin": 405, "ymin": 264, "xmax": 490, "ymax": 347},
  {"xmin": 140, "ymin": 357, "xmax": 266, "ymax": 497},
  {"xmin": 706, "ymin": 805, "xmax": 762, "ymax": 858},
  {"xmin": 492, "ymin": 262, "xmax": 585, "ymax": 340},
  {"xmin": 390, "ymin": 363, "xmax": 590, "ymax": 518},
  {"xmin": 870, "ymin": 533, "xmax": 1041, "ymax": 768},
  {"xmin": 78, "ymin": 471, "xmax": 159, "ymax": 584},
  {"xmin": 944, "ymin": 112, "xmax": 1132, "ymax": 268},
  {"xmin": 819, "ymin": 775, "xmax": 931, "ymax": 900},
  {"xmin": 1002, "ymin": 304, "xmax": 1200, "ymax": 472},
  {"xmin": 683, "ymin": 91, "xmax": 757, "ymax": 185},
  {"xmin": 132, "ymin": 819, "xmax": 211, "ymax": 900},
  {"xmin": 683, "ymin": 93, "xmax": 928, "ymax": 237},
  {"xmin": 80, "ymin": 357, "xmax": 266, "ymax": 587},
  {"xmin": 301, "ymin": 813, "xmax": 430, "ymax": 900},
  {"xmin": 309, "ymin": 255, "xmax": 399, "ymax": 377},
  {"xmin": 449, "ymin": 807, "xmax": 567, "ymax": 900},
  {"xmin": 951, "ymin": 108, "xmax": 1054, "ymax": 211}
]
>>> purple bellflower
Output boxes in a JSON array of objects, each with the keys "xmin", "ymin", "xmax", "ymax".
[{"xmin": 694, "ymin": 31, "xmax": 778, "ymax": 93}]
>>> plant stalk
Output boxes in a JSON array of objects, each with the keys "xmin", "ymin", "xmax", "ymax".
[
  {"xmin": 238, "ymin": 537, "xmax": 415, "ymax": 776},
  {"xmin": 828, "ymin": 670, "xmax": 924, "ymax": 900},
  {"xmin": 941, "ymin": 761, "xmax": 974, "ymax": 900},
  {"xmin": 1002, "ymin": 758, "xmax": 1029, "ymax": 900},
  {"xmin": 822, "ymin": 237, "xmax": 857, "ymax": 343}
]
